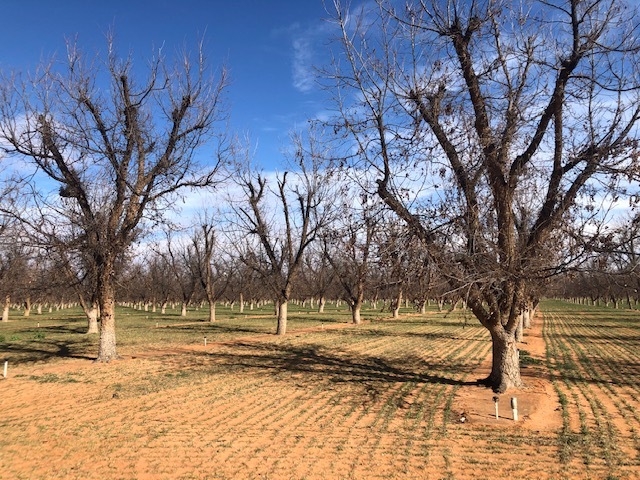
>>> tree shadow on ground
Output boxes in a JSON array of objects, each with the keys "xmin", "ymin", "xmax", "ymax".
[
  {"xmin": 201, "ymin": 340, "xmax": 479, "ymax": 387},
  {"xmin": 1, "ymin": 339, "xmax": 96, "ymax": 364},
  {"xmin": 167, "ymin": 323, "xmax": 267, "ymax": 336}
]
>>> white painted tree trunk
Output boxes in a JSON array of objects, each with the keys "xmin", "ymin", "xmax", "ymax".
[
  {"xmin": 351, "ymin": 301, "xmax": 362, "ymax": 325},
  {"xmin": 208, "ymin": 301, "xmax": 216, "ymax": 322},
  {"xmin": 523, "ymin": 308, "xmax": 531, "ymax": 329},
  {"xmin": 23, "ymin": 297, "xmax": 31, "ymax": 317},
  {"xmin": 393, "ymin": 290, "xmax": 402, "ymax": 318},
  {"xmin": 86, "ymin": 306, "xmax": 99, "ymax": 334},
  {"xmin": 515, "ymin": 312, "xmax": 524, "ymax": 342},
  {"xmin": 276, "ymin": 300, "xmax": 288, "ymax": 335}
]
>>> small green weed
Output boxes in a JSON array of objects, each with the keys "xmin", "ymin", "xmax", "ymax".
[
  {"xmin": 29, "ymin": 373, "xmax": 80, "ymax": 384},
  {"xmin": 520, "ymin": 349, "xmax": 543, "ymax": 366}
]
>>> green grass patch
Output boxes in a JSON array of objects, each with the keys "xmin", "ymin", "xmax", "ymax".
[{"xmin": 29, "ymin": 373, "xmax": 83, "ymax": 384}]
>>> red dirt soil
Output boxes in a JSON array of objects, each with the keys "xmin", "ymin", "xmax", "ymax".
[{"xmin": 0, "ymin": 315, "xmax": 625, "ymax": 479}]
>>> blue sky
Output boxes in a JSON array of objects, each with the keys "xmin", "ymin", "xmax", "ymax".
[{"xmin": 0, "ymin": 0, "xmax": 335, "ymax": 169}]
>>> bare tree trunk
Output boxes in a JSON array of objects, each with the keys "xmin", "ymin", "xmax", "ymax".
[
  {"xmin": 181, "ymin": 302, "xmax": 187, "ymax": 317},
  {"xmin": 276, "ymin": 300, "xmax": 288, "ymax": 335},
  {"xmin": 23, "ymin": 296, "xmax": 31, "ymax": 317},
  {"xmin": 208, "ymin": 301, "xmax": 216, "ymax": 322},
  {"xmin": 480, "ymin": 326, "xmax": 523, "ymax": 393},
  {"xmin": 515, "ymin": 312, "xmax": 524, "ymax": 342},
  {"xmin": 318, "ymin": 295, "xmax": 326, "ymax": 313},
  {"xmin": 86, "ymin": 306, "xmax": 99, "ymax": 334},
  {"xmin": 96, "ymin": 277, "xmax": 118, "ymax": 362},
  {"xmin": 351, "ymin": 299, "xmax": 362, "ymax": 325},
  {"xmin": 523, "ymin": 306, "xmax": 531, "ymax": 329},
  {"xmin": 2, "ymin": 295, "xmax": 9, "ymax": 322},
  {"xmin": 239, "ymin": 292, "xmax": 244, "ymax": 313},
  {"xmin": 37, "ymin": 304, "xmax": 42, "ymax": 315},
  {"xmin": 392, "ymin": 289, "xmax": 402, "ymax": 318}
]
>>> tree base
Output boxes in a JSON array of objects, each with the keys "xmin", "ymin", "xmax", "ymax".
[
  {"xmin": 94, "ymin": 354, "xmax": 122, "ymax": 363},
  {"xmin": 476, "ymin": 375, "xmax": 522, "ymax": 393},
  {"xmin": 86, "ymin": 321, "xmax": 99, "ymax": 335}
]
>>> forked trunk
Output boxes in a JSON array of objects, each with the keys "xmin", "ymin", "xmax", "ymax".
[
  {"xmin": 96, "ymin": 278, "xmax": 118, "ymax": 362},
  {"xmin": 276, "ymin": 300, "xmax": 288, "ymax": 335},
  {"xmin": 480, "ymin": 326, "xmax": 523, "ymax": 393}
]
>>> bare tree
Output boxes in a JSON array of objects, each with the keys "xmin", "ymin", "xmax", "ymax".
[
  {"xmin": 162, "ymin": 231, "xmax": 200, "ymax": 317},
  {"xmin": 190, "ymin": 221, "xmax": 232, "ymax": 322},
  {"xmin": 56, "ymin": 249, "xmax": 100, "ymax": 333},
  {"xmin": 145, "ymin": 249, "xmax": 175, "ymax": 314},
  {"xmin": 231, "ymin": 131, "xmax": 335, "ymax": 335},
  {"xmin": 299, "ymin": 242, "xmax": 336, "ymax": 313},
  {"xmin": 329, "ymin": 0, "xmax": 640, "ymax": 391},
  {"xmin": 324, "ymin": 194, "xmax": 381, "ymax": 324},
  {"xmin": 0, "ymin": 37, "xmax": 228, "ymax": 361},
  {"xmin": 0, "ymin": 243, "xmax": 26, "ymax": 322}
]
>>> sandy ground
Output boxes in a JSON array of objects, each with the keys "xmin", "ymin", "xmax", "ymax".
[{"xmin": 0, "ymin": 315, "xmax": 636, "ymax": 479}]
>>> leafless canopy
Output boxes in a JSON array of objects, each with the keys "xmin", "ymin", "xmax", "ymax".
[
  {"xmin": 0, "ymin": 36, "xmax": 228, "ymax": 360},
  {"xmin": 329, "ymin": 0, "xmax": 640, "ymax": 391}
]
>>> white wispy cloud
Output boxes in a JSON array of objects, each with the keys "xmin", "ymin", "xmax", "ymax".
[{"xmin": 292, "ymin": 36, "xmax": 315, "ymax": 93}]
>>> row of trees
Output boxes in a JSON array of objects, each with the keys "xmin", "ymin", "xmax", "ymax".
[
  {"xmin": 1, "ymin": 0, "xmax": 640, "ymax": 393},
  {"xmin": 0, "ymin": 209, "xmax": 455, "ymax": 324}
]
